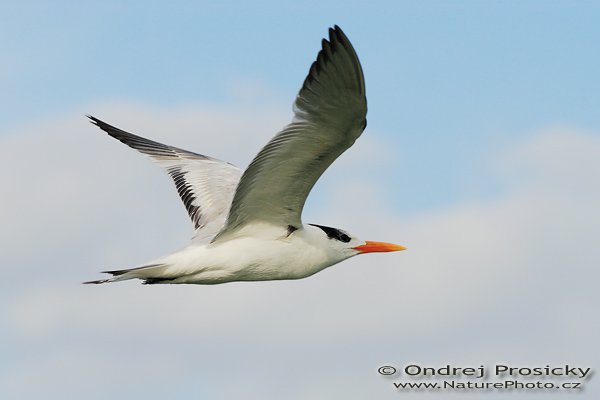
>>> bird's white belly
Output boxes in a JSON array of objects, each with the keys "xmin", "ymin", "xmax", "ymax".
[{"xmin": 164, "ymin": 235, "xmax": 338, "ymax": 284}]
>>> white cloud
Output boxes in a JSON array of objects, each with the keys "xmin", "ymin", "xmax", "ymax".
[
  {"xmin": 0, "ymin": 101, "xmax": 288, "ymax": 272},
  {"xmin": 1, "ymin": 106, "xmax": 598, "ymax": 399}
]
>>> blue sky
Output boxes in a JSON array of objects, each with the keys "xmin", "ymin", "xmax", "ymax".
[
  {"xmin": 3, "ymin": 1, "xmax": 599, "ymax": 214},
  {"xmin": 1, "ymin": 2, "xmax": 599, "ymax": 399}
]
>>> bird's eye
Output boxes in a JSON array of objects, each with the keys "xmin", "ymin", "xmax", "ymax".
[{"xmin": 339, "ymin": 233, "xmax": 351, "ymax": 243}]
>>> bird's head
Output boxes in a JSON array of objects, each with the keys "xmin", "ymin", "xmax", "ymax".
[{"xmin": 308, "ymin": 224, "xmax": 406, "ymax": 259}]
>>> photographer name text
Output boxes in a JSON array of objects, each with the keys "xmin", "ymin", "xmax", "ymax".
[{"xmin": 378, "ymin": 364, "xmax": 591, "ymax": 379}]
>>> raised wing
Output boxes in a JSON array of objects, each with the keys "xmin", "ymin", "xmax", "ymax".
[
  {"xmin": 88, "ymin": 116, "xmax": 242, "ymax": 233},
  {"xmin": 214, "ymin": 25, "xmax": 367, "ymax": 241}
]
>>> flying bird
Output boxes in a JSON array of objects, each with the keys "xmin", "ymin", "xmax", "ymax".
[{"xmin": 85, "ymin": 25, "xmax": 405, "ymax": 285}]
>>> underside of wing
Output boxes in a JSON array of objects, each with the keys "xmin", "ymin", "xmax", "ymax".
[
  {"xmin": 88, "ymin": 116, "xmax": 242, "ymax": 231},
  {"xmin": 214, "ymin": 25, "xmax": 367, "ymax": 241}
]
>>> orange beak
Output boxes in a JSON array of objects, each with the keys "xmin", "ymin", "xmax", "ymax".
[{"xmin": 352, "ymin": 241, "xmax": 406, "ymax": 254}]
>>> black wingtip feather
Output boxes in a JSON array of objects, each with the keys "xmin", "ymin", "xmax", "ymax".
[
  {"xmin": 87, "ymin": 115, "xmax": 101, "ymax": 126},
  {"xmin": 299, "ymin": 25, "xmax": 364, "ymax": 94},
  {"xmin": 332, "ymin": 25, "xmax": 346, "ymax": 42}
]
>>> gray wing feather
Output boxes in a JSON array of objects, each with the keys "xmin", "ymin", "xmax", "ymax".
[
  {"xmin": 88, "ymin": 116, "xmax": 242, "ymax": 233},
  {"xmin": 214, "ymin": 25, "xmax": 367, "ymax": 241}
]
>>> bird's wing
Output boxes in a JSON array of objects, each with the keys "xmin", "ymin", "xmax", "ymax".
[
  {"xmin": 213, "ymin": 25, "xmax": 367, "ymax": 242},
  {"xmin": 88, "ymin": 116, "xmax": 243, "ymax": 232}
]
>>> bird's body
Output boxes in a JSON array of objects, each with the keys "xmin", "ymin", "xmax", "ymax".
[
  {"xmin": 109, "ymin": 225, "xmax": 350, "ymax": 285},
  {"xmin": 85, "ymin": 26, "xmax": 405, "ymax": 285}
]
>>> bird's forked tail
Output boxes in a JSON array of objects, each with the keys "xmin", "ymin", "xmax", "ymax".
[{"xmin": 83, "ymin": 264, "xmax": 171, "ymax": 285}]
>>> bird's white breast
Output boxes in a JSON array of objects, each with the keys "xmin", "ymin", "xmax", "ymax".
[{"xmin": 162, "ymin": 224, "xmax": 345, "ymax": 284}]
